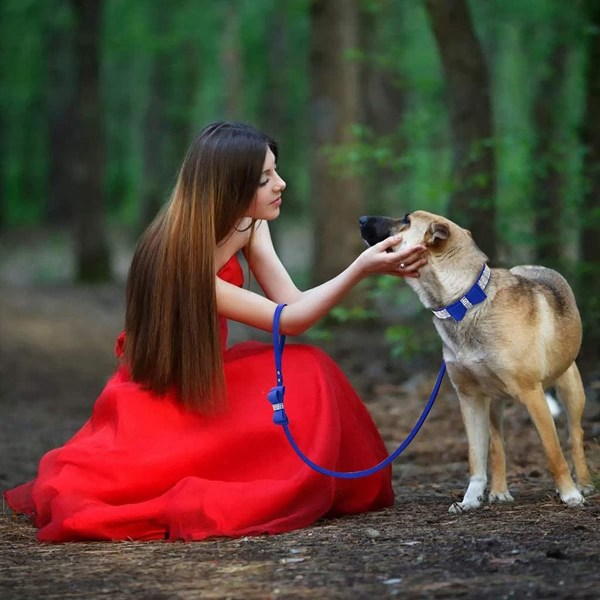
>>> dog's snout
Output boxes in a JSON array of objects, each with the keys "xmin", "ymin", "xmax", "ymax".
[{"xmin": 359, "ymin": 215, "xmax": 396, "ymax": 247}]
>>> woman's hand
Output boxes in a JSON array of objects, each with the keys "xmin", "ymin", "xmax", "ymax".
[{"xmin": 357, "ymin": 234, "xmax": 427, "ymax": 278}]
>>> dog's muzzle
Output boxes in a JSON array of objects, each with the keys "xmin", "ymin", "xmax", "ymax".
[{"xmin": 359, "ymin": 215, "xmax": 396, "ymax": 247}]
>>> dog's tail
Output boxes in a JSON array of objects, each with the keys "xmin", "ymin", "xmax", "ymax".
[{"xmin": 545, "ymin": 391, "xmax": 562, "ymax": 419}]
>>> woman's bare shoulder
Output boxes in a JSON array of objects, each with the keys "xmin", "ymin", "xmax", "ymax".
[{"xmin": 215, "ymin": 220, "xmax": 254, "ymax": 270}]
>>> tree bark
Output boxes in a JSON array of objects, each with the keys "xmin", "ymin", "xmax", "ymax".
[
  {"xmin": 424, "ymin": 0, "xmax": 498, "ymax": 263},
  {"xmin": 579, "ymin": 0, "xmax": 600, "ymax": 364},
  {"xmin": 46, "ymin": 4, "xmax": 76, "ymax": 225},
  {"xmin": 359, "ymin": 5, "xmax": 405, "ymax": 139},
  {"xmin": 69, "ymin": 0, "xmax": 111, "ymax": 282},
  {"xmin": 309, "ymin": 0, "xmax": 363, "ymax": 284}
]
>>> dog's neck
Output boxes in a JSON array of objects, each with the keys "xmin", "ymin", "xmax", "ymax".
[{"xmin": 406, "ymin": 248, "xmax": 489, "ymax": 313}]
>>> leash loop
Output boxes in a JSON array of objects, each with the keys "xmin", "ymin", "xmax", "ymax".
[
  {"xmin": 268, "ymin": 303, "xmax": 289, "ymax": 425},
  {"xmin": 268, "ymin": 303, "xmax": 446, "ymax": 479}
]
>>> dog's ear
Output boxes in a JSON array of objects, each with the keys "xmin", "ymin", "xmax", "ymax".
[{"xmin": 425, "ymin": 221, "xmax": 450, "ymax": 246}]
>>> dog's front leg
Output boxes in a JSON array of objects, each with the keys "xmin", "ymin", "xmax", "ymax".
[
  {"xmin": 520, "ymin": 386, "xmax": 584, "ymax": 506},
  {"xmin": 450, "ymin": 393, "xmax": 490, "ymax": 514}
]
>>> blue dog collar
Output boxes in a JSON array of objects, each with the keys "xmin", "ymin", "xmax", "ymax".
[{"xmin": 432, "ymin": 264, "xmax": 491, "ymax": 322}]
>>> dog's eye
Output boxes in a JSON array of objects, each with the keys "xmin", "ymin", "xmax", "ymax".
[{"xmin": 401, "ymin": 213, "xmax": 411, "ymax": 225}]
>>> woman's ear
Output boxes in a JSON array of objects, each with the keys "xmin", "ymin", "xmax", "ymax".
[{"xmin": 425, "ymin": 221, "xmax": 450, "ymax": 246}]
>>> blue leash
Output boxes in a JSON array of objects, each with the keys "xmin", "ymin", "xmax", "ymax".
[{"xmin": 267, "ymin": 303, "xmax": 447, "ymax": 479}]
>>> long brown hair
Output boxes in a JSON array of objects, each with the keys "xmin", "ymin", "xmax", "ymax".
[{"xmin": 124, "ymin": 122, "xmax": 278, "ymax": 412}]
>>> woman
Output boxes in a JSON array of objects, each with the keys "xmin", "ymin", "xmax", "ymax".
[{"xmin": 5, "ymin": 122, "xmax": 427, "ymax": 542}]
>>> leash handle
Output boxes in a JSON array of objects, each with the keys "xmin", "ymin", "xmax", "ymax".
[
  {"xmin": 268, "ymin": 303, "xmax": 446, "ymax": 479},
  {"xmin": 268, "ymin": 304, "xmax": 288, "ymax": 425}
]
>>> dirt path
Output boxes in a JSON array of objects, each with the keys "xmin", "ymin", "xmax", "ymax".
[{"xmin": 1, "ymin": 285, "xmax": 599, "ymax": 599}]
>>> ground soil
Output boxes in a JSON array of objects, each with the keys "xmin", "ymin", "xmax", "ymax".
[{"xmin": 1, "ymin": 284, "xmax": 599, "ymax": 600}]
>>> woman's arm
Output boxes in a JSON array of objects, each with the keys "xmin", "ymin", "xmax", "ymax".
[
  {"xmin": 243, "ymin": 220, "xmax": 304, "ymax": 304},
  {"xmin": 217, "ymin": 221, "xmax": 426, "ymax": 336}
]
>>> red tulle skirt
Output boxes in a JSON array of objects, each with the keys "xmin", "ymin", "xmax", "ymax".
[{"xmin": 5, "ymin": 257, "xmax": 393, "ymax": 542}]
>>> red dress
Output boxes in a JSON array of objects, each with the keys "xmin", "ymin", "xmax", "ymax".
[{"xmin": 4, "ymin": 256, "xmax": 393, "ymax": 542}]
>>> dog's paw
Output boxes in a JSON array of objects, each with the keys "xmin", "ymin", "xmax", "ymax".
[
  {"xmin": 448, "ymin": 499, "xmax": 481, "ymax": 514},
  {"xmin": 578, "ymin": 483, "xmax": 596, "ymax": 497},
  {"xmin": 560, "ymin": 489, "xmax": 586, "ymax": 507},
  {"xmin": 488, "ymin": 491, "xmax": 514, "ymax": 503}
]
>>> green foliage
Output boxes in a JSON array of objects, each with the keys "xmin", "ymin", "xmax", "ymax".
[
  {"xmin": 366, "ymin": 275, "xmax": 440, "ymax": 361},
  {"xmin": 0, "ymin": 0, "xmax": 598, "ymax": 361},
  {"xmin": 0, "ymin": 0, "xmax": 590, "ymax": 239},
  {"xmin": 385, "ymin": 324, "xmax": 423, "ymax": 359},
  {"xmin": 0, "ymin": 0, "xmax": 52, "ymax": 226},
  {"xmin": 329, "ymin": 305, "xmax": 377, "ymax": 323},
  {"xmin": 304, "ymin": 302, "xmax": 376, "ymax": 343}
]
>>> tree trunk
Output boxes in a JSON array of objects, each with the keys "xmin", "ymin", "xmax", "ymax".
[
  {"xmin": 424, "ymin": 0, "xmax": 498, "ymax": 264},
  {"xmin": 359, "ymin": 2, "xmax": 406, "ymax": 214},
  {"xmin": 579, "ymin": 0, "xmax": 600, "ymax": 365},
  {"xmin": 309, "ymin": 0, "xmax": 363, "ymax": 284},
  {"xmin": 69, "ymin": 0, "xmax": 111, "ymax": 282},
  {"xmin": 46, "ymin": 3, "xmax": 76, "ymax": 225},
  {"xmin": 359, "ymin": 5, "xmax": 405, "ymax": 140},
  {"xmin": 531, "ymin": 43, "xmax": 568, "ymax": 268}
]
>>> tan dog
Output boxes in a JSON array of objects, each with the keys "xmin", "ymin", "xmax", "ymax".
[{"xmin": 359, "ymin": 210, "xmax": 594, "ymax": 512}]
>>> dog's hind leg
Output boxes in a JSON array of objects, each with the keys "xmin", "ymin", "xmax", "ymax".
[
  {"xmin": 488, "ymin": 400, "xmax": 514, "ymax": 503},
  {"xmin": 520, "ymin": 385, "xmax": 584, "ymax": 506},
  {"xmin": 449, "ymin": 394, "xmax": 490, "ymax": 514},
  {"xmin": 554, "ymin": 362, "xmax": 594, "ymax": 495}
]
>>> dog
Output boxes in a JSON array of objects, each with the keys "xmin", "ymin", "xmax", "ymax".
[{"xmin": 359, "ymin": 210, "xmax": 594, "ymax": 513}]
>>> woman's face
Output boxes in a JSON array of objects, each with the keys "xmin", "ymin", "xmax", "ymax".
[{"xmin": 246, "ymin": 147, "xmax": 286, "ymax": 220}]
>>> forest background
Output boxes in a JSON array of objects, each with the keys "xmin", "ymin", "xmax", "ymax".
[
  {"xmin": 2, "ymin": 4, "xmax": 600, "ymax": 597},
  {"xmin": 1, "ymin": 0, "xmax": 599, "ymax": 373}
]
